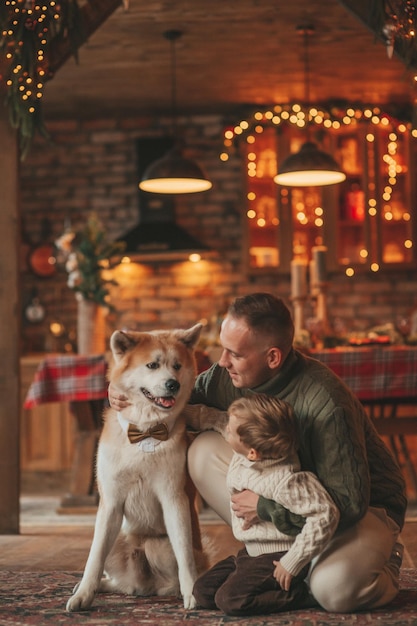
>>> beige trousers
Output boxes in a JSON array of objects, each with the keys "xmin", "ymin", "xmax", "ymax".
[{"xmin": 188, "ymin": 430, "xmax": 402, "ymax": 612}]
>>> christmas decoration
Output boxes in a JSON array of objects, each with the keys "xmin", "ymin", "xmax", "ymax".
[{"xmin": 0, "ymin": 0, "xmax": 83, "ymax": 158}]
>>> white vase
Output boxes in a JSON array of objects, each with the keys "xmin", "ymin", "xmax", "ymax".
[{"xmin": 77, "ymin": 298, "xmax": 106, "ymax": 355}]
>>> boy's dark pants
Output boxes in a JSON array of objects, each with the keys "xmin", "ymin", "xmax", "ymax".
[{"xmin": 193, "ymin": 547, "xmax": 314, "ymax": 616}]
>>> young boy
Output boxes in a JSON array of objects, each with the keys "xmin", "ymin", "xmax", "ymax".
[{"xmin": 192, "ymin": 394, "xmax": 340, "ymax": 616}]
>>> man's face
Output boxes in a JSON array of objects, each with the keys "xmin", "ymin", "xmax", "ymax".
[{"xmin": 218, "ymin": 314, "xmax": 273, "ymax": 388}]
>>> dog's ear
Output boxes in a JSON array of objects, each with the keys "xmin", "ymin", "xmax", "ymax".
[
  {"xmin": 110, "ymin": 330, "xmax": 142, "ymax": 360},
  {"xmin": 175, "ymin": 323, "xmax": 203, "ymax": 350}
]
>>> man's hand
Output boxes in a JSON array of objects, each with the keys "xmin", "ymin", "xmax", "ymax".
[
  {"xmin": 230, "ymin": 489, "xmax": 260, "ymax": 530},
  {"xmin": 108, "ymin": 381, "xmax": 131, "ymax": 411},
  {"xmin": 273, "ymin": 560, "xmax": 293, "ymax": 591}
]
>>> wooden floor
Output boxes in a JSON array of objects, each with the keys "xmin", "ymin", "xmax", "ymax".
[{"xmin": 0, "ymin": 471, "xmax": 416, "ymax": 572}]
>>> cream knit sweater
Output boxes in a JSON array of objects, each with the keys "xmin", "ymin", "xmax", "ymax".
[{"xmin": 227, "ymin": 452, "xmax": 339, "ymax": 576}]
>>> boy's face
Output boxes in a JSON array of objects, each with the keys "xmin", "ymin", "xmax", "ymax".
[{"xmin": 226, "ymin": 412, "xmax": 252, "ymax": 457}]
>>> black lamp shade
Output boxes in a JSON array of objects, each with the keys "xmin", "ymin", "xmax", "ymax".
[
  {"xmin": 139, "ymin": 146, "xmax": 212, "ymax": 194},
  {"xmin": 274, "ymin": 141, "xmax": 346, "ymax": 187}
]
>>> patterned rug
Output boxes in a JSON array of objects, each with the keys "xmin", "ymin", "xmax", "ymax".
[{"xmin": 0, "ymin": 570, "xmax": 416, "ymax": 625}]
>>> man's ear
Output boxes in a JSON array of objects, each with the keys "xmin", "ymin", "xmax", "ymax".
[
  {"xmin": 266, "ymin": 347, "xmax": 282, "ymax": 369},
  {"xmin": 247, "ymin": 448, "xmax": 261, "ymax": 461}
]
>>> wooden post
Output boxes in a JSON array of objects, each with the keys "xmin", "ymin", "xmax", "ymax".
[{"xmin": 0, "ymin": 112, "xmax": 20, "ymax": 533}]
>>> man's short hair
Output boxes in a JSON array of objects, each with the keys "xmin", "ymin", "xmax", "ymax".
[{"xmin": 228, "ymin": 293, "xmax": 294, "ymax": 355}]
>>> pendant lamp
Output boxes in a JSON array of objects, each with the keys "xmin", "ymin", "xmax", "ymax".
[
  {"xmin": 274, "ymin": 26, "xmax": 345, "ymax": 187},
  {"xmin": 139, "ymin": 30, "xmax": 212, "ymax": 194}
]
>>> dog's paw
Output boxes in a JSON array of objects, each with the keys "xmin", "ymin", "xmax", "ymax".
[
  {"xmin": 66, "ymin": 589, "xmax": 95, "ymax": 613},
  {"xmin": 183, "ymin": 593, "xmax": 197, "ymax": 610}
]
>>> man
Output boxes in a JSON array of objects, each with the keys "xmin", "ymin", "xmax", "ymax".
[{"xmin": 109, "ymin": 292, "xmax": 407, "ymax": 613}]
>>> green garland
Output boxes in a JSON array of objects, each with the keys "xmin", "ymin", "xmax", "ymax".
[{"xmin": 0, "ymin": 1, "xmax": 83, "ymax": 159}]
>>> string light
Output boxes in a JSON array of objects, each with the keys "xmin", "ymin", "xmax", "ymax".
[
  {"xmin": 0, "ymin": 1, "xmax": 81, "ymax": 157},
  {"xmin": 222, "ymin": 104, "xmax": 415, "ymax": 152},
  {"xmin": 224, "ymin": 103, "xmax": 416, "ymax": 272}
]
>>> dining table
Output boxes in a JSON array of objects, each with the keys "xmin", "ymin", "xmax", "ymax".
[
  {"xmin": 23, "ymin": 352, "xmax": 109, "ymax": 511},
  {"xmin": 311, "ymin": 344, "xmax": 417, "ymax": 493},
  {"xmin": 23, "ymin": 345, "xmax": 417, "ymax": 512}
]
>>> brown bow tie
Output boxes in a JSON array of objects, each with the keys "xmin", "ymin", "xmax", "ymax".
[{"xmin": 127, "ymin": 422, "xmax": 169, "ymax": 444}]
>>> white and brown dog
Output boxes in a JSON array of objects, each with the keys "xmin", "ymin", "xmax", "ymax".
[{"xmin": 66, "ymin": 324, "xmax": 206, "ymax": 612}]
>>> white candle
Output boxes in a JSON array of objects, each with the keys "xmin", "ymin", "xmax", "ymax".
[
  {"xmin": 291, "ymin": 259, "xmax": 307, "ymax": 298},
  {"xmin": 312, "ymin": 246, "xmax": 327, "ymax": 283},
  {"xmin": 309, "ymin": 259, "xmax": 317, "ymax": 293}
]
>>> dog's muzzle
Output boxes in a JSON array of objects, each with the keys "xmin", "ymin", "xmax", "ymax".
[{"xmin": 141, "ymin": 379, "xmax": 180, "ymax": 409}]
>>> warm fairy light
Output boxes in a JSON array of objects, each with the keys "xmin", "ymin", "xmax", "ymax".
[
  {"xmin": 220, "ymin": 104, "xmax": 416, "ymax": 275},
  {"xmin": 247, "ymin": 191, "xmax": 256, "ymax": 200},
  {"xmin": 0, "ymin": 0, "xmax": 67, "ymax": 150},
  {"xmin": 219, "ymin": 152, "xmax": 228, "ymax": 161},
  {"xmin": 188, "ymin": 253, "xmax": 201, "ymax": 263}
]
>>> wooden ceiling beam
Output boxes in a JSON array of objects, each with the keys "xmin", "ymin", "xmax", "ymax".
[
  {"xmin": 337, "ymin": 0, "xmax": 417, "ymax": 69},
  {"xmin": 48, "ymin": 0, "xmax": 123, "ymax": 75}
]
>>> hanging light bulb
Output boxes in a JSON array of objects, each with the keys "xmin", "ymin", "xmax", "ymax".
[
  {"xmin": 139, "ymin": 30, "xmax": 212, "ymax": 194},
  {"xmin": 274, "ymin": 25, "xmax": 345, "ymax": 187}
]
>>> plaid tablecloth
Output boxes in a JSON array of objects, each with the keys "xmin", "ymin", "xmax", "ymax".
[
  {"xmin": 23, "ymin": 353, "xmax": 109, "ymax": 409},
  {"xmin": 311, "ymin": 346, "xmax": 417, "ymax": 402},
  {"xmin": 23, "ymin": 346, "xmax": 417, "ymax": 409}
]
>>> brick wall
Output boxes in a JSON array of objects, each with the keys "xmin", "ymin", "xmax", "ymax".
[{"xmin": 19, "ymin": 114, "xmax": 417, "ymax": 354}]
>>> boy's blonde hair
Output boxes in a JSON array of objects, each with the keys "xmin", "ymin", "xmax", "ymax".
[{"xmin": 228, "ymin": 394, "xmax": 298, "ymax": 461}]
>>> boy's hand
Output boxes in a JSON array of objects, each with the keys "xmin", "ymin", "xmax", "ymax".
[{"xmin": 273, "ymin": 560, "xmax": 293, "ymax": 591}]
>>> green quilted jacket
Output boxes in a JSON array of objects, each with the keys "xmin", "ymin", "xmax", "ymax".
[{"xmin": 190, "ymin": 349, "xmax": 407, "ymax": 532}]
